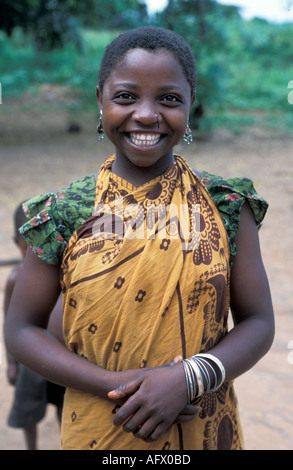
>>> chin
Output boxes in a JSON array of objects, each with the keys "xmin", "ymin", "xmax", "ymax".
[{"xmin": 130, "ymin": 154, "xmax": 168, "ymax": 169}]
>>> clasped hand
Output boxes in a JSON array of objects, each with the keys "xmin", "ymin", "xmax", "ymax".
[{"xmin": 108, "ymin": 356, "xmax": 200, "ymax": 442}]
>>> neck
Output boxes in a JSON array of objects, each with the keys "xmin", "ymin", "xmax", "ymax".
[{"xmin": 112, "ymin": 152, "xmax": 176, "ymax": 187}]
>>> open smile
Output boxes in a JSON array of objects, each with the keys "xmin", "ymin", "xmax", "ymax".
[{"xmin": 128, "ymin": 132, "xmax": 162, "ymax": 147}]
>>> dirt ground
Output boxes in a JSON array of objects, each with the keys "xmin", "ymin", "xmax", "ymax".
[{"xmin": 0, "ymin": 109, "xmax": 292, "ymax": 450}]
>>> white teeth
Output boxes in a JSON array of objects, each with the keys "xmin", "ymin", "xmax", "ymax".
[{"xmin": 129, "ymin": 133, "xmax": 160, "ymax": 147}]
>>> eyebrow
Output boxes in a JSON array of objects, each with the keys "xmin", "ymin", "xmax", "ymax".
[
  {"xmin": 112, "ymin": 82, "xmax": 185, "ymax": 93},
  {"xmin": 112, "ymin": 82, "xmax": 139, "ymax": 90}
]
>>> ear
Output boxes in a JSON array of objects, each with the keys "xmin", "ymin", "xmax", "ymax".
[
  {"xmin": 190, "ymin": 92, "xmax": 196, "ymax": 112},
  {"xmin": 96, "ymin": 86, "xmax": 103, "ymax": 110}
]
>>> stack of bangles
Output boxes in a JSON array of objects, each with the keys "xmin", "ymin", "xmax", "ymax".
[{"xmin": 182, "ymin": 353, "xmax": 226, "ymax": 403}]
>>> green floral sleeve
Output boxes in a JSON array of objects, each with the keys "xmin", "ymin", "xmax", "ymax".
[
  {"xmin": 19, "ymin": 174, "xmax": 96, "ymax": 265},
  {"xmin": 201, "ymin": 171, "xmax": 268, "ymax": 266}
]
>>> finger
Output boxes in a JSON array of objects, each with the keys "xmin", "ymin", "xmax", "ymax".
[
  {"xmin": 175, "ymin": 405, "xmax": 201, "ymax": 423},
  {"xmin": 138, "ymin": 421, "xmax": 167, "ymax": 443},
  {"xmin": 173, "ymin": 355, "xmax": 183, "ymax": 363},
  {"xmin": 180, "ymin": 404, "xmax": 201, "ymax": 415},
  {"xmin": 113, "ymin": 394, "xmax": 140, "ymax": 426},
  {"xmin": 108, "ymin": 385, "xmax": 128, "ymax": 400},
  {"xmin": 160, "ymin": 355, "xmax": 183, "ymax": 369},
  {"xmin": 108, "ymin": 380, "xmax": 140, "ymax": 400},
  {"xmin": 122, "ymin": 409, "xmax": 149, "ymax": 434},
  {"xmin": 133, "ymin": 418, "xmax": 163, "ymax": 442}
]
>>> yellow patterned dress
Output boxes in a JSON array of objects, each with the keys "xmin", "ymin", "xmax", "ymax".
[{"xmin": 57, "ymin": 155, "xmax": 244, "ymax": 450}]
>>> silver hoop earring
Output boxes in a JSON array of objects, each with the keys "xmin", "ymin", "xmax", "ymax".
[
  {"xmin": 183, "ymin": 122, "xmax": 193, "ymax": 144},
  {"xmin": 96, "ymin": 110, "xmax": 105, "ymax": 141}
]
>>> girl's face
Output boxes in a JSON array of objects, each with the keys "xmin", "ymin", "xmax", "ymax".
[{"xmin": 96, "ymin": 48, "xmax": 195, "ymax": 172}]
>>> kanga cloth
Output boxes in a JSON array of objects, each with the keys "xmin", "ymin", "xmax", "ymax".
[
  {"xmin": 59, "ymin": 155, "xmax": 244, "ymax": 450},
  {"xmin": 19, "ymin": 166, "xmax": 268, "ymax": 270}
]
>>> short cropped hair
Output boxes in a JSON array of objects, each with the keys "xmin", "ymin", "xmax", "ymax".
[{"xmin": 98, "ymin": 26, "xmax": 196, "ymax": 95}]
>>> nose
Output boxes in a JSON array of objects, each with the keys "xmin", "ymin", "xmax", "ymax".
[{"xmin": 132, "ymin": 101, "xmax": 159, "ymax": 127}]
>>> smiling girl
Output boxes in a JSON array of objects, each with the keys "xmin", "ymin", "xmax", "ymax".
[{"xmin": 5, "ymin": 27, "xmax": 274, "ymax": 450}]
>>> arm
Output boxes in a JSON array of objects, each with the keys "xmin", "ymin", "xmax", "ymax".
[
  {"xmin": 47, "ymin": 294, "xmax": 65, "ymax": 345},
  {"xmin": 110, "ymin": 203, "xmax": 275, "ymax": 439},
  {"xmin": 4, "ymin": 248, "xmax": 147, "ymax": 398},
  {"xmin": 209, "ymin": 202, "xmax": 275, "ymax": 378},
  {"xmin": 4, "ymin": 268, "xmax": 20, "ymax": 385}
]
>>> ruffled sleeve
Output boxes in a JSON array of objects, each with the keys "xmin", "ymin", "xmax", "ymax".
[
  {"xmin": 19, "ymin": 174, "xmax": 96, "ymax": 265},
  {"xmin": 200, "ymin": 172, "xmax": 268, "ymax": 267}
]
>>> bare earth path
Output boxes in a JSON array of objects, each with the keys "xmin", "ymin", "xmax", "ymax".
[{"xmin": 0, "ymin": 111, "xmax": 292, "ymax": 450}]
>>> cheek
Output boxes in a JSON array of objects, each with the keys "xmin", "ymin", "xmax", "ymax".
[
  {"xmin": 170, "ymin": 106, "xmax": 189, "ymax": 126},
  {"xmin": 170, "ymin": 113, "xmax": 188, "ymax": 137},
  {"xmin": 103, "ymin": 107, "xmax": 125, "ymax": 131},
  {"xmin": 102, "ymin": 114, "xmax": 118, "ymax": 137}
]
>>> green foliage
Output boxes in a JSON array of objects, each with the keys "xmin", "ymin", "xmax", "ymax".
[
  {"xmin": 0, "ymin": 0, "xmax": 95, "ymax": 50},
  {"xmin": 0, "ymin": 0, "xmax": 292, "ymax": 132},
  {"xmin": 0, "ymin": 27, "xmax": 118, "ymax": 111},
  {"xmin": 157, "ymin": 1, "xmax": 244, "ymax": 115},
  {"xmin": 93, "ymin": 0, "xmax": 148, "ymax": 29},
  {"xmin": 0, "ymin": 0, "xmax": 148, "ymax": 50},
  {"xmin": 155, "ymin": 0, "xmax": 293, "ymax": 131}
]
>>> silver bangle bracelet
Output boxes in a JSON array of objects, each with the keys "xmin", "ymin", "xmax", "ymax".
[{"xmin": 182, "ymin": 353, "xmax": 226, "ymax": 402}]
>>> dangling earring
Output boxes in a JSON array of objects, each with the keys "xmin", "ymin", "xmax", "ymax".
[
  {"xmin": 96, "ymin": 110, "xmax": 105, "ymax": 140},
  {"xmin": 183, "ymin": 122, "xmax": 193, "ymax": 144}
]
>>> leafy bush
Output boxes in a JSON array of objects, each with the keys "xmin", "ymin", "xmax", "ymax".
[{"xmin": 1, "ymin": 0, "xmax": 293, "ymax": 132}]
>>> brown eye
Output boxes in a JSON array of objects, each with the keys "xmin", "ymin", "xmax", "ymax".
[
  {"xmin": 114, "ymin": 92, "xmax": 135, "ymax": 102},
  {"xmin": 161, "ymin": 94, "xmax": 181, "ymax": 104}
]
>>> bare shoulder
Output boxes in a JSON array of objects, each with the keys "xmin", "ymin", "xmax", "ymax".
[{"xmin": 235, "ymin": 202, "xmax": 260, "ymax": 251}]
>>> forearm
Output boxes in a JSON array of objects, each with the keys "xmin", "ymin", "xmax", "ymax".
[
  {"xmin": 5, "ymin": 323, "xmax": 136, "ymax": 399},
  {"xmin": 203, "ymin": 315, "xmax": 275, "ymax": 383},
  {"xmin": 208, "ymin": 202, "xmax": 275, "ymax": 383}
]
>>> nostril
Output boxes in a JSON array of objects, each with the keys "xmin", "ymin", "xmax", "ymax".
[{"xmin": 132, "ymin": 109, "xmax": 160, "ymax": 126}]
